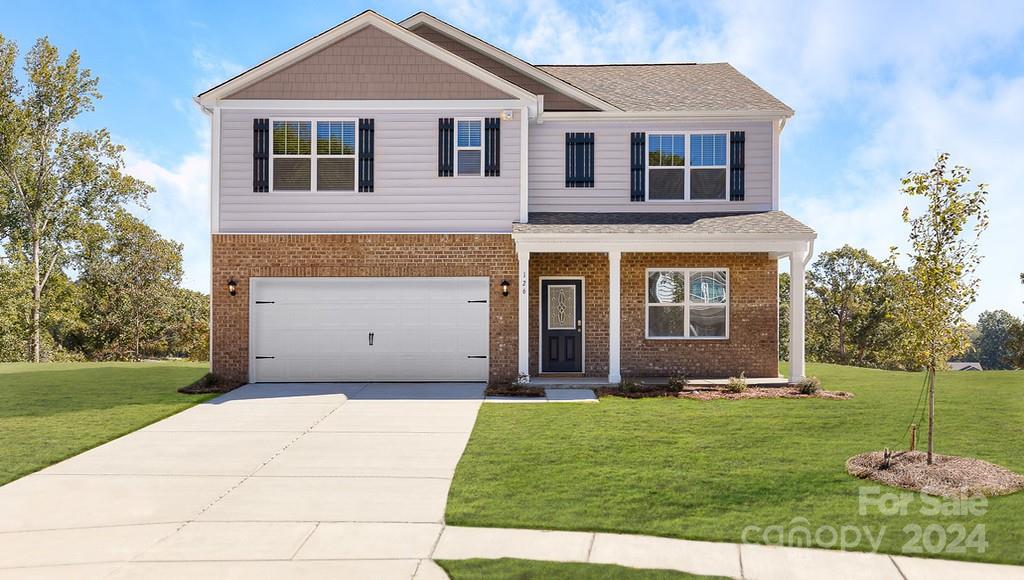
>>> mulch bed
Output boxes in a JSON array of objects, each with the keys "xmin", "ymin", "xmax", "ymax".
[
  {"xmin": 597, "ymin": 385, "xmax": 853, "ymax": 400},
  {"xmin": 679, "ymin": 386, "xmax": 853, "ymax": 400},
  {"xmin": 847, "ymin": 450, "xmax": 1024, "ymax": 498},
  {"xmin": 178, "ymin": 373, "xmax": 246, "ymax": 394},
  {"xmin": 485, "ymin": 385, "xmax": 546, "ymax": 397}
]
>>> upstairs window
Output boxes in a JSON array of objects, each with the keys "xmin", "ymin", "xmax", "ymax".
[
  {"xmin": 316, "ymin": 121, "xmax": 356, "ymax": 191},
  {"xmin": 647, "ymin": 134, "xmax": 685, "ymax": 200},
  {"xmin": 271, "ymin": 119, "xmax": 356, "ymax": 192},
  {"xmin": 690, "ymin": 133, "xmax": 727, "ymax": 200},
  {"xmin": 456, "ymin": 119, "xmax": 483, "ymax": 176},
  {"xmin": 646, "ymin": 269, "xmax": 729, "ymax": 339},
  {"xmin": 272, "ymin": 121, "xmax": 311, "ymax": 191}
]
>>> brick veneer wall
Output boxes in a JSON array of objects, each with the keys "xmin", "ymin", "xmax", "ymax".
[
  {"xmin": 211, "ymin": 234, "xmax": 518, "ymax": 384},
  {"xmin": 528, "ymin": 253, "xmax": 609, "ymax": 377},
  {"xmin": 620, "ymin": 252, "xmax": 779, "ymax": 378}
]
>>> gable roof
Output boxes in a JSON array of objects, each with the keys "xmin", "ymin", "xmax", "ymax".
[
  {"xmin": 538, "ymin": 64, "xmax": 794, "ymax": 115},
  {"xmin": 196, "ymin": 10, "xmax": 538, "ymax": 108},
  {"xmin": 400, "ymin": 12, "xmax": 618, "ymax": 112}
]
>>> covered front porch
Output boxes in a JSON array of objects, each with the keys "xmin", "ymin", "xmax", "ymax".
[{"xmin": 512, "ymin": 212, "xmax": 816, "ymax": 384}]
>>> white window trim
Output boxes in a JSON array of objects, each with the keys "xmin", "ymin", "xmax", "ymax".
[
  {"xmin": 644, "ymin": 131, "xmax": 729, "ymax": 202},
  {"xmin": 644, "ymin": 268, "xmax": 730, "ymax": 340},
  {"xmin": 454, "ymin": 117, "xmax": 484, "ymax": 178},
  {"xmin": 269, "ymin": 117, "xmax": 359, "ymax": 193}
]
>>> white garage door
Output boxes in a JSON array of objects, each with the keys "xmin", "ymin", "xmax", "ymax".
[{"xmin": 249, "ymin": 277, "xmax": 490, "ymax": 382}]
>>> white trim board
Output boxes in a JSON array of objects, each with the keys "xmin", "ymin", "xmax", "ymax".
[
  {"xmin": 400, "ymin": 12, "xmax": 618, "ymax": 113},
  {"xmin": 216, "ymin": 99, "xmax": 529, "ymax": 111},
  {"xmin": 195, "ymin": 10, "xmax": 538, "ymax": 115}
]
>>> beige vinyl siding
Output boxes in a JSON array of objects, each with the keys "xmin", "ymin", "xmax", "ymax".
[
  {"xmin": 219, "ymin": 108, "xmax": 520, "ymax": 232},
  {"xmin": 529, "ymin": 120, "xmax": 774, "ymax": 213}
]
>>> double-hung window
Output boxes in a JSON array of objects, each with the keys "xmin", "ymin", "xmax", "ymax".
[
  {"xmin": 456, "ymin": 119, "xmax": 483, "ymax": 176},
  {"xmin": 645, "ymin": 132, "xmax": 728, "ymax": 200},
  {"xmin": 689, "ymin": 133, "xmax": 727, "ymax": 200},
  {"xmin": 647, "ymin": 134, "xmax": 686, "ymax": 200},
  {"xmin": 271, "ymin": 119, "xmax": 357, "ymax": 192},
  {"xmin": 646, "ymin": 269, "xmax": 729, "ymax": 339}
]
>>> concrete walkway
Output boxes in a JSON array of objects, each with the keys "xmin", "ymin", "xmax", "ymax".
[{"xmin": 0, "ymin": 382, "xmax": 1020, "ymax": 579}]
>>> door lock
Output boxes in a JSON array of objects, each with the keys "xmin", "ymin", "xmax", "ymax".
[{"xmin": 368, "ymin": 332, "xmax": 374, "ymax": 346}]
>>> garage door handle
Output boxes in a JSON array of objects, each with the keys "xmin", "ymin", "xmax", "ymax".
[
  {"xmin": 255, "ymin": 356, "xmax": 275, "ymax": 359},
  {"xmin": 467, "ymin": 299, "xmax": 487, "ymax": 303},
  {"xmin": 467, "ymin": 355, "xmax": 487, "ymax": 359},
  {"xmin": 255, "ymin": 301, "xmax": 275, "ymax": 304},
  {"xmin": 368, "ymin": 332, "xmax": 374, "ymax": 346}
]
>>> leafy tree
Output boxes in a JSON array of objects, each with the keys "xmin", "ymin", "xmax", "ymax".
[
  {"xmin": 807, "ymin": 245, "xmax": 884, "ymax": 362},
  {"xmin": 971, "ymin": 310, "xmax": 1019, "ymax": 370},
  {"xmin": 896, "ymin": 153, "xmax": 988, "ymax": 464},
  {"xmin": 0, "ymin": 35, "xmax": 152, "ymax": 362},
  {"xmin": 163, "ymin": 288, "xmax": 209, "ymax": 361},
  {"xmin": 778, "ymin": 272, "xmax": 790, "ymax": 360},
  {"xmin": 76, "ymin": 211, "xmax": 183, "ymax": 360}
]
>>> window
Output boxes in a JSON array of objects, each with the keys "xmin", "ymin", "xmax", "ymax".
[
  {"xmin": 456, "ymin": 119, "xmax": 483, "ymax": 176},
  {"xmin": 316, "ymin": 121, "xmax": 356, "ymax": 191},
  {"xmin": 272, "ymin": 121, "xmax": 311, "ymax": 191},
  {"xmin": 690, "ymin": 133, "xmax": 727, "ymax": 200},
  {"xmin": 271, "ymin": 119, "xmax": 356, "ymax": 192},
  {"xmin": 644, "ymin": 132, "xmax": 728, "ymax": 201},
  {"xmin": 647, "ymin": 134, "xmax": 685, "ymax": 200},
  {"xmin": 646, "ymin": 269, "xmax": 728, "ymax": 339}
]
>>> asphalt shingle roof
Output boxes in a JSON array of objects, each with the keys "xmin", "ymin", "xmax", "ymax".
[
  {"xmin": 537, "ymin": 63, "xmax": 793, "ymax": 114},
  {"xmin": 514, "ymin": 211, "xmax": 815, "ymax": 236}
]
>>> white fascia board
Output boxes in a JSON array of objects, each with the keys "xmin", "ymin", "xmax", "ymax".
[
  {"xmin": 400, "ymin": 13, "xmax": 619, "ymax": 112},
  {"xmin": 196, "ymin": 11, "xmax": 538, "ymax": 114},
  {"xmin": 542, "ymin": 110, "xmax": 793, "ymax": 122},
  {"xmin": 512, "ymin": 232, "xmax": 815, "ymax": 254},
  {"xmin": 217, "ymin": 99, "xmax": 529, "ymax": 111}
]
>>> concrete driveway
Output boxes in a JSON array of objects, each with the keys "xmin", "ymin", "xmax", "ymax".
[{"xmin": 0, "ymin": 383, "xmax": 485, "ymax": 579}]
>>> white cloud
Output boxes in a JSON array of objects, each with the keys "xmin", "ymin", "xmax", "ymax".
[{"xmin": 430, "ymin": 0, "xmax": 1024, "ymax": 318}]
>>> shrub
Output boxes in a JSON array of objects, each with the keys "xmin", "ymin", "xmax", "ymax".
[
  {"xmin": 619, "ymin": 378, "xmax": 643, "ymax": 393},
  {"xmin": 797, "ymin": 376, "xmax": 821, "ymax": 395},
  {"xmin": 667, "ymin": 374, "xmax": 689, "ymax": 389},
  {"xmin": 726, "ymin": 372, "xmax": 747, "ymax": 393},
  {"xmin": 511, "ymin": 373, "xmax": 531, "ymax": 388}
]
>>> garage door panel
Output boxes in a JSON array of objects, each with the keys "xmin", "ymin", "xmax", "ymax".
[{"xmin": 250, "ymin": 277, "xmax": 489, "ymax": 382}]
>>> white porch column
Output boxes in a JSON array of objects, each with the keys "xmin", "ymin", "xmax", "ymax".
[
  {"xmin": 517, "ymin": 249, "xmax": 530, "ymax": 381},
  {"xmin": 608, "ymin": 250, "xmax": 622, "ymax": 384},
  {"xmin": 789, "ymin": 249, "xmax": 808, "ymax": 383}
]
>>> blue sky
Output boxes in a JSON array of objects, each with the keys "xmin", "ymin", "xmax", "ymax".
[{"xmin": 7, "ymin": 0, "xmax": 1024, "ymax": 318}]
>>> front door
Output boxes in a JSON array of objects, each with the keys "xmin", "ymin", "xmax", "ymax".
[{"xmin": 541, "ymin": 279, "xmax": 583, "ymax": 373}]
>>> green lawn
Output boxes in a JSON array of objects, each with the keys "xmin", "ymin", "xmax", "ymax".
[
  {"xmin": 437, "ymin": 559, "xmax": 726, "ymax": 579},
  {"xmin": 0, "ymin": 361, "xmax": 211, "ymax": 485},
  {"xmin": 446, "ymin": 363, "xmax": 1024, "ymax": 565}
]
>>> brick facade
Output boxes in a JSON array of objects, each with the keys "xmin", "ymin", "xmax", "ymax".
[
  {"xmin": 528, "ymin": 253, "xmax": 609, "ymax": 377},
  {"xmin": 620, "ymin": 252, "xmax": 779, "ymax": 378},
  {"xmin": 211, "ymin": 234, "xmax": 519, "ymax": 384},
  {"xmin": 212, "ymin": 235, "xmax": 778, "ymax": 383}
]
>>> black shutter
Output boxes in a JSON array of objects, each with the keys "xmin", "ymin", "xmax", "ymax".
[
  {"xmin": 565, "ymin": 132, "xmax": 594, "ymax": 187},
  {"xmin": 630, "ymin": 132, "xmax": 645, "ymax": 202},
  {"xmin": 730, "ymin": 131, "xmax": 745, "ymax": 201},
  {"xmin": 358, "ymin": 118, "xmax": 374, "ymax": 192},
  {"xmin": 484, "ymin": 117, "xmax": 500, "ymax": 176},
  {"xmin": 253, "ymin": 118, "xmax": 269, "ymax": 192},
  {"xmin": 438, "ymin": 118, "xmax": 454, "ymax": 177}
]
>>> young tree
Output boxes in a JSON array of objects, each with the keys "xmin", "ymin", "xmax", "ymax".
[
  {"xmin": 0, "ymin": 35, "xmax": 152, "ymax": 362},
  {"xmin": 897, "ymin": 153, "xmax": 988, "ymax": 464}
]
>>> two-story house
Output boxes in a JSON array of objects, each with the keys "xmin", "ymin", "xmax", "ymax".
[{"xmin": 195, "ymin": 10, "xmax": 815, "ymax": 386}]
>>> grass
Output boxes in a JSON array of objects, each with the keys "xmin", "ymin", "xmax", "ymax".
[
  {"xmin": 0, "ymin": 361, "xmax": 211, "ymax": 485},
  {"xmin": 437, "ymin": 559, "xmax": 727, "ymax": 579},
  {"xmin": 446, "ymin": 363, "xmax": 1024, "ymax": 565}
]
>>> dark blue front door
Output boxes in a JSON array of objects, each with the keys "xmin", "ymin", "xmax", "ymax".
[{"xmin": 541, "ymin": 280, "xmax": 583, "ymax": 373}]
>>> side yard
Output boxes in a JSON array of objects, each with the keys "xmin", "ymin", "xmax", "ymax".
[
  {"xmin": 0, "ymin": 361, "xmax": 210, "ymax": 485},
  {"xmin": 446, "ymin": 363, "xmax": 1024, "ymax": 565}
]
